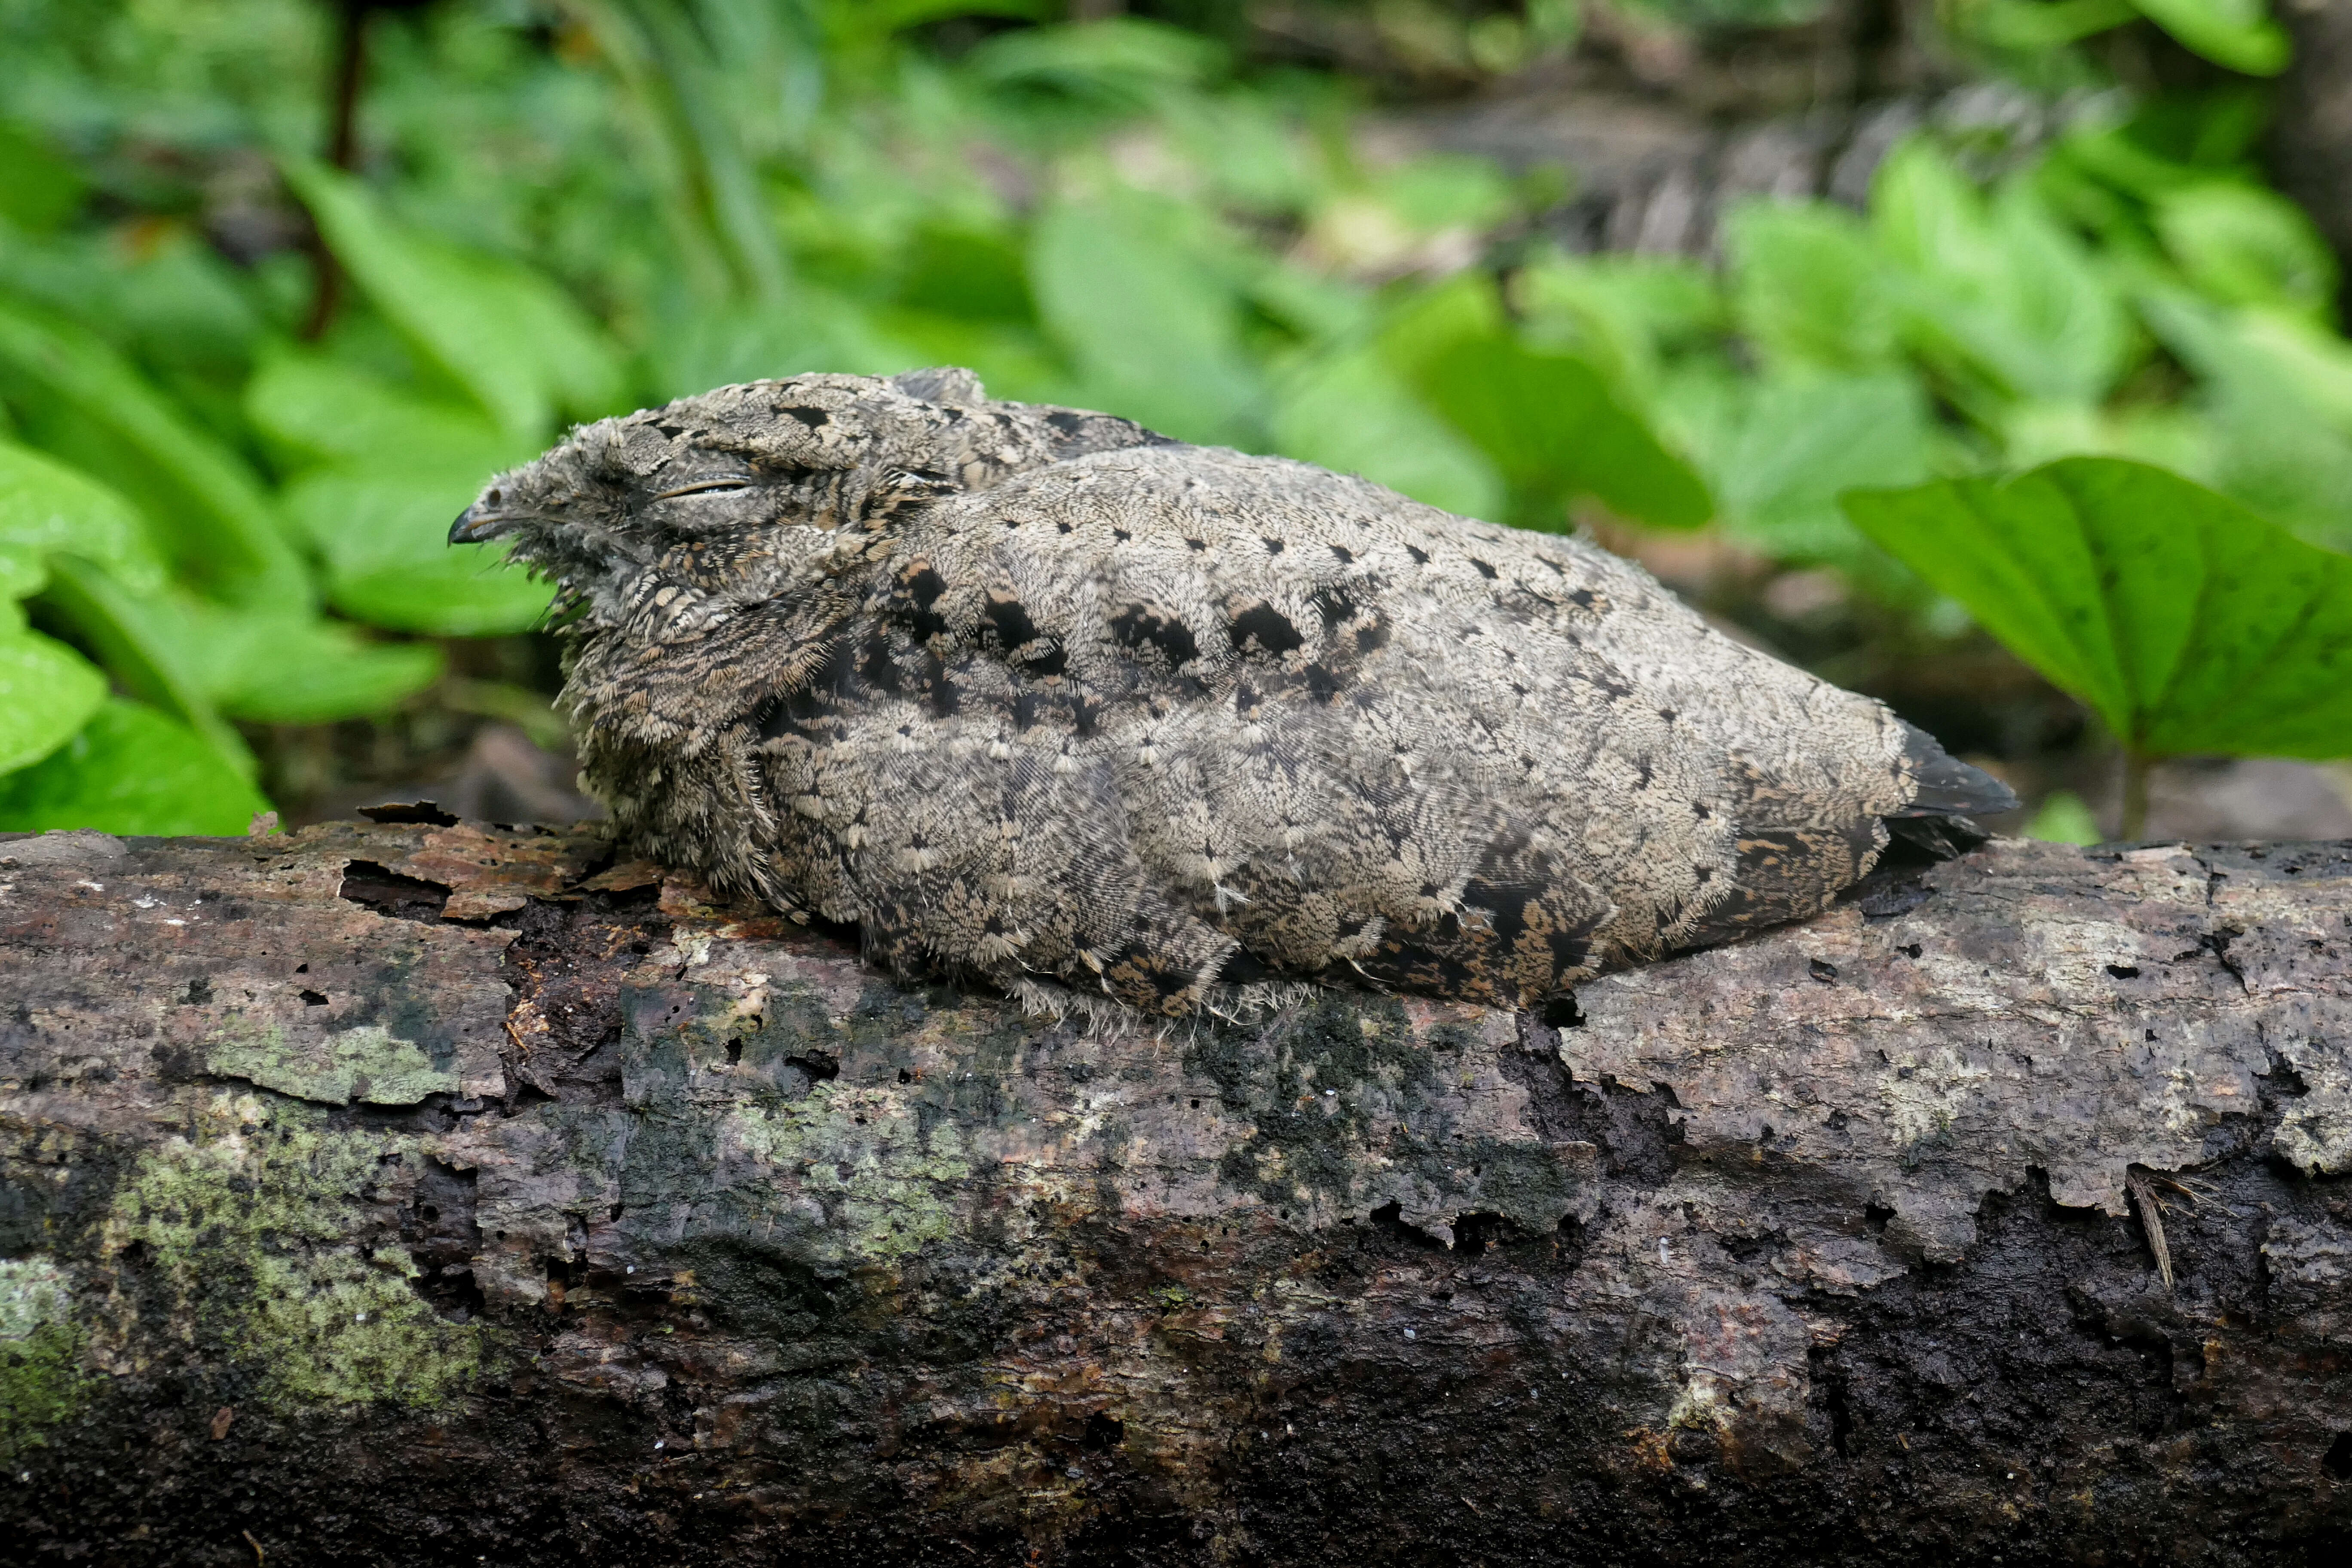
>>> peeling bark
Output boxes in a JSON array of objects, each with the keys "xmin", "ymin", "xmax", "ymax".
[{"xmin": 2, "ymin": 822, "xmax": 2349, "ymax": 1566}]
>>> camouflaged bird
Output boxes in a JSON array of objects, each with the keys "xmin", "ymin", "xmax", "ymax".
[{"xmin": 453, "ymin": 368, "xmax": 2014, "ymax": 1017}]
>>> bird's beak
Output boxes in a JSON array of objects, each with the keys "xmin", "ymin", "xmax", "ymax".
[{"xmin": 450, "ymin": 502, "xmax": 524, "ymax": 545}]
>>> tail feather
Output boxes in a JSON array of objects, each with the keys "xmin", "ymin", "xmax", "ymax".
[{"xmin": 1893, "ymin": 720, "xmax": 2018, "ymax": 817}]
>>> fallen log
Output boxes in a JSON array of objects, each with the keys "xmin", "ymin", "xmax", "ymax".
[{"xmin": 1, "ymin": 819, "xmax": 2348, "ymax": 1565}]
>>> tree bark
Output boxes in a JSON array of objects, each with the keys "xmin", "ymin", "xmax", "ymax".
[{"xmin": 2, "ymin": 820, "xmax": 2349, "ymax": 1565}]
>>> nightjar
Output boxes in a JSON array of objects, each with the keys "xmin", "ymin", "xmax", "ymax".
[{"xmin": 453, "ymin": 368, "xmax": 2014, "ymax": 1016}]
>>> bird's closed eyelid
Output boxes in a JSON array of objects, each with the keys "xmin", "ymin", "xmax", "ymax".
[{"xmin": 650, "ymin": 477, "xmax": 755, "ymax": 501}]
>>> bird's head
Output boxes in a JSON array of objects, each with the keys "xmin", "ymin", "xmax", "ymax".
[
  {"xmin": 449, "ymin": 370, "xmax": 992, "ymax": 637},
  {"xmin": 450, "ymin": 367, "xmax": 1159, "ymax": 640}
]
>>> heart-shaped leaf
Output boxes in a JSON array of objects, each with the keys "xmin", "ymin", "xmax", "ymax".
[{"xmin": 1842, "ymin": 456, "xmax": 2352, "ymax": 758}]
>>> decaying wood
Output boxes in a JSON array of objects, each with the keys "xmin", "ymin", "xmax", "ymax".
[{"xmin": 2, "ymin": 820, "xmax": 2349, "ymax": 1565}]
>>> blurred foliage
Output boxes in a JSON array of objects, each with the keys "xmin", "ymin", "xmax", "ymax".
[{"xmin": 0, "ymin": 0, "xmax": 2342, "ymax": 842}]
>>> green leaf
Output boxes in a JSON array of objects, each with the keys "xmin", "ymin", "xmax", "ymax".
[
  {"xmin": 1842, "ymin": 457, "xmax": 2352, "ymax": 759},
  {"xmin": 285, "ymin": 161, "xmax": 625, "ymax": 440},
  {"xmin": 1723, "ymin": 200, "xmax": 1900, "ymax": 375},
  {"xmin": 647, "ymin": 293, "xmax": 919, "ymax": 403},
  {"xmin": 2025, "ymin": 790, "xmax": 2103, "ymax": 845},
  {"xmin": 34, "ymin": 558, "xmax": 254, "ymax": 775},
  {"xmin": 282, "ymin": 466, "xmax": 552, "ymax": 637},
  {"xmin": 2138, "ymin": 289, "xmax": 2352, "ymax": 548},
  {"xmin": 0, "ymin": 616, "xmax": 106, "ymax": 775},
  {"xmin": 1028, "ymin": 190, "xmax": 1263, "ymax": 445},
  {"xmin": 244, "ymin": 352, "xmax": 527, "ymax": 474},
  {"xmin": 196, "ymin": 611, "xmax": 444, "ymax": 726},
  {"xmin": 1369, "ymin": 271, "xmax": 1509, "ymax": 385},
  {"xmin": 1695, "ymin": 371, "xmax": 1933, "ymax": 562},
  {"xmin": 1969, "ymin": 0, "xmax": 2137, "ymax": 49},
  {"xmin": 38, "ymin": 559, "xmax": 442, "ymax": 727},
  {"xmin": 2130, "ymin": 0, "xmax": 2290, "ymax": 76},
  {"xmin": 245, "ymin": 355, "xmax": 551, "ymax": 634},
  {"xmin": 2153, "ymin": 183, "xmax": 2338, "ymax": 320},
  {"xmin": 0, "ymin": 440, "xmax": 165, "ymax": 600},
  {"xmin": 0, "ymin": 698, "xmax": 271, "ymax": 837},
  {"xmin": 1514, "ymin": 252, "xmax": 1723, "ymax": 408},
  {"xmin": 1410, "ymin": 335, "xmax": 1712, "ymax": 531},
  {"xmin": 0, "ymin": 302, "xmax": 309, "ymax": 609},
  {"xmin": 964, "ymin": 18, "xmax": 1226, "ymax": 121},
  {"xmin": 1271, "ymin": 344, "xmax": 1505, "ymax": 521},
  {"xmin": 1872, "ymin": 141, "xmax": 2134, "ymax": 410},
  {"xmin": 0, "ymin": 121, "xmax": 88, "ymax": 233}
]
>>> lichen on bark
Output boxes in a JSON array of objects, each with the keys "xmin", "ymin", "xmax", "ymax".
[{"xmin": 1, "ymin": 824, "xmax": 2348, "ymax": 1565}]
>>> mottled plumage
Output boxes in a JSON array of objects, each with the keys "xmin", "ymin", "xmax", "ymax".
[{"xmin": 453, "ymin": 368, "xmax": 2013, "ymax": 1015}]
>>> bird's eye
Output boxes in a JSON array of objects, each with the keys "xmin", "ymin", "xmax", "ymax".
[{"xmin": 652, "ymin": 478, "xmax": 753, "ymax": 501}]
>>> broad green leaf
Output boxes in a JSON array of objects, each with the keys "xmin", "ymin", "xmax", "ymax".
[
  {"xmin": 39, "ymin": 559, "xmax": 442, "ymax": 726},
  {"xmin": 2130, "ymin": 0, "xmax": 2290, "ymax": 75},
  {"xmin": 2139, "ymin": 289, "xmax": 2352, "ymax": 548},
  {"xmin": 1369, "ymin": 270, "xmax": 1509, "ymax": 384},
  {"xmin": 35, "ymin": 559, "xmax": 254, "ymax": 775},
  {"xmin": 0, "ymin": 302, "xmax": 308, "ymax": 608},
  {"xmin": 330, "ymin": 563, "xmax": 554, "ymax": 639},
  {"xmin": 1514, "ymin": 252, "xmax": 1722, "ymax": 408},
  {"xmin": 893, "ymin": 224, "xmax": 1038, "ymax": 323},
  {"xmin": 1411, "ymin": 335, "xmax": 1712, "ymax": 531},
  {"xmin": 0, "ymin": 121, "xmax": 87, "ymax": 232},
  {"xmin": 1271, "ymin": 344, "xmax": 1505, "ymax": 521},
  {"xmin": 2142, "ymin": 291, "xmax": 2352, "ymax": 431},
  {"xmin": 0, "ymin": 546, "xmax": 42, "ymax": 600},
  {"xmin": 1843, "ymin": 457, "xmax": 2352, "ymax": 758},
  {"xmin": 0, "ymin": 440, "xmax": 165, "ymax": 599},
  {"xmin": 963, "ymin": 17, "xmax": 1226, "ymax": 120},
  {"xmin": 245, "ymin": 355, "xmax": 550, "ymax": 636},
  {"xmin": 1873, "ymin": 141, "xmax": 2133, "ymax": 409},
  {"xmin": 0, "ymin": 618, "xmax": 106, "ymax": 775},
  {"xmin": 1723, "ymin": 201, "xmax": 1899, "ymax": 375},
  {"xmin": 1694, "ymin": 371, "xmax": 1932, "ymax": 562},
  {"xmin": 282, "ymin": 466, "xmax": 552, "ymax": 637},
  {"xmin": 1996, "ymin": 400, "xmax": 2217, "ymax": 477},
  {"xmin": 1028, "ymin": 190, "xmax": 1262, "ymax": 445},
  {"xmin": 2025, "ymin": 790, "xmax": 2103, "ymax": 845},
  {"xmin": 1364, "ymin": 154, "xmax": 1516, "ymax": 237},
  {"xmin": 193, "ymin": 610, "xmax": 443, "ymax": 726},
  {"xmin": 648, "ymin": 293, "xmax": 920, "ymax": 403},
  {"xmin": 0, "ymin": 698, "xmax": 270, "ymax": 836},
  {"xmin": 2154, "ymin": 184, "xmax": 2338, "ymax": 321},
  {"xmin": 1970, "ymin": 0, "xmax": 2136, "ymax": 48},
  {"xmin": 244, "ymin": 352, "xmax": 527, "ymax": 474},
  {"xmin": 285, "ymin": 161, "xmax": 625, "ymax": 440}
]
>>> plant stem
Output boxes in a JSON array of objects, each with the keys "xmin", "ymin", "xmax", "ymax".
[
  {"xmin": 2120, "ymin": 748, "xmax": 2152, "ymax": 842},
  {"xmin": 299, "ymin": 0, "xmax": 373, "ymax": 342}
]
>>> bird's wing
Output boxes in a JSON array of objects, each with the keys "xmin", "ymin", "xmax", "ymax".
[{"xmin": 854, "ymin": 444, "xmax": 1925, "ymax": 1005}]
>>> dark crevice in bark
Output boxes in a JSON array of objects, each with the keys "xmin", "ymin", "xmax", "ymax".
[{"xmin": 3, "ymin": 826, "xmax": 2348, "ymax": 1565}]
